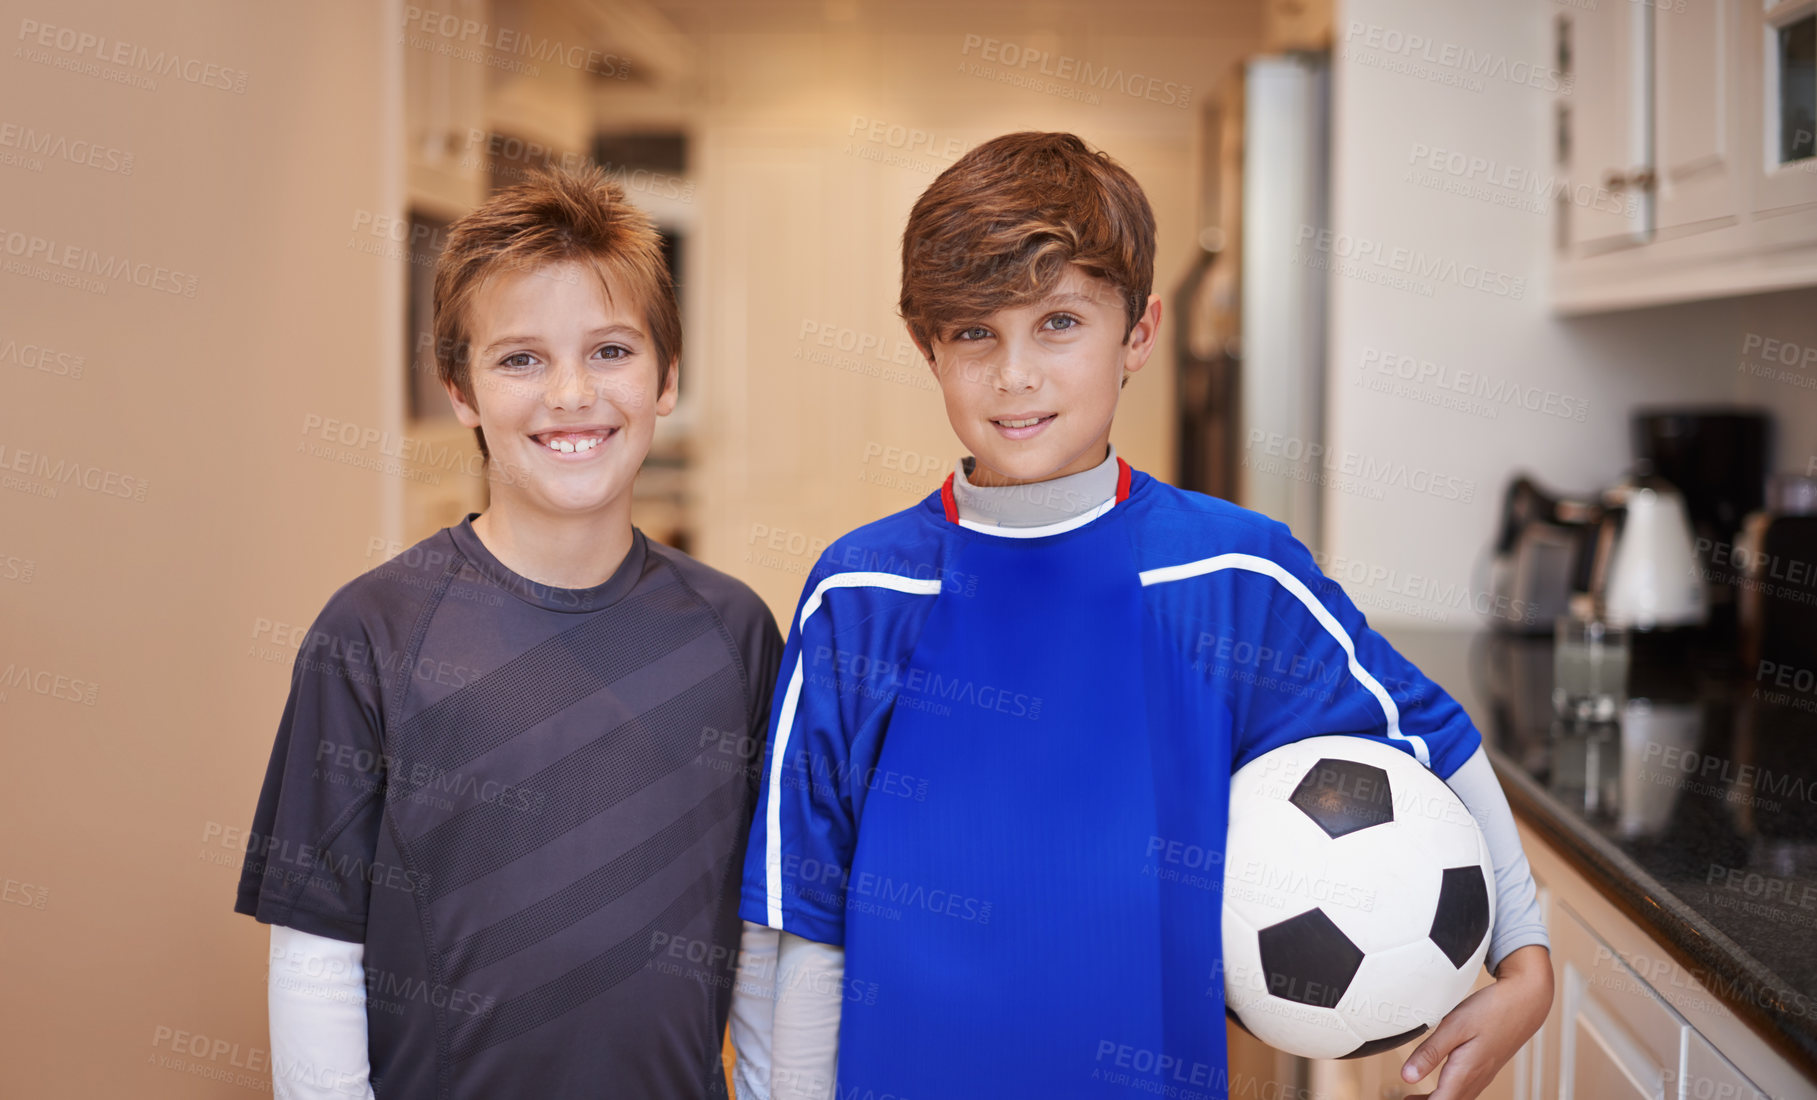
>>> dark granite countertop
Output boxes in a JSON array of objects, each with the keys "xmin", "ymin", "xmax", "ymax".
[{"xmin": 1386, "ymin": 627, "xmax": 1817, "ymax": 1081}]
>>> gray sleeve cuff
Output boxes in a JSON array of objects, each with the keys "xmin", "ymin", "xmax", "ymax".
[{"xmin": 1443, "ymin": 747, "xmax": 1551, "ymax": 971}]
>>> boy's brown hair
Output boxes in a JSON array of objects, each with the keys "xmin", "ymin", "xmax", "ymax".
[
  {"xmin": 898, "ymin": 131, "xmax": 1156, "ymax": 356},
  {"xmin": 433, "ymin": 165, "xmax": 680, "ymax": 459}
]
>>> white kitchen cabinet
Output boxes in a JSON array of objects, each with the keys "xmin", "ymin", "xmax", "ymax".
[
  {"xmin": 1520, "ymin": 823, "xmax": 1813, "ymax": 1100},
  {"xmin": 1554, "ymin": 902, "xmax": 1684, "ymax": 1100},
  {"xmin": 1553, "ymin": 0, "xmax": 1817, "ymax": 311},
  {"xmin": 1654, "ymin": 0, "xmax": 1742, "ymax": 235},
  {"xmin": 1315, "ymin": 820, "xmax": 1815, "ymax": 1100},
  {"xmin": 1747, "ymin": 0, "xmax": 1817, "ymax": 216},
  {"xmin": 1560, "ymin": 0, "xmax": 1652, "ymax": 253}
]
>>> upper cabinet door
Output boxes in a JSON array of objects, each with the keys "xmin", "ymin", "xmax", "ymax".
[
  {"xmin": 1750, "ymin": 0, "xmax": 1817, "ymax": 216},
  {"xmin": 1562, "ymin": 0, "xmax": 1655, "ymax": 253},
  {"xmin": 1655, "ymin": 0, "xmax": 1742, "ymax": 234}
]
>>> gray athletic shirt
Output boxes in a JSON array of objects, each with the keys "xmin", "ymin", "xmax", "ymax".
[{"xmin": 235, "ymin": 516, "xmax": 784, "ymax": 1100}]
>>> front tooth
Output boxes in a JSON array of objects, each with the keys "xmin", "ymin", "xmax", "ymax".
[
  {"xmin": 556, "ymin": 439, "xmax": 575, "ymax": 453},
  {"xmin": 576, "ymin": 436, "xmax": 598, "ymax": 451}
]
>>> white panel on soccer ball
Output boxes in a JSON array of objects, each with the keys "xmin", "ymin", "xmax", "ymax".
[
  {"xmin": 1236, "ymin": 991, "xmax": 1364, "ymax": 1061},
  {"xmin": 1336, "ymin": 938, "xmax": 1466, "ymax": 1043},
  {"xmin": 1221, "ymin": 907, "xmax": 1270, "ymax": 1014},
  {"xmin": 1314, "ymin": 820, "xmax": 1445, "ymax": 955},
  {"xmin": 1222, "ymin": 793, "xmax": 1355, "ymax": 930}
]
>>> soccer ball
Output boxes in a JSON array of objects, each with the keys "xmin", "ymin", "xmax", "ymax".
[{"xmin": 1222, "ymin": 735, "xmax": 1494, "ymax": 1060}]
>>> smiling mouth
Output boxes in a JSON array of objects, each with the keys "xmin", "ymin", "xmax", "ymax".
[
  {"xmin": 991, "ymin": 414, "xmax": 1057, "ymax": 432},
  {"xmin": 531, "ymin": 428, "xmax": 616, "ymax": 454}
]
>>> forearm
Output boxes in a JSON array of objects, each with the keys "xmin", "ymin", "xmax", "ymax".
[
  {"xmin": 1444, "ymin": 747, "xmax": 1550, "ymax": 970},
  {"xmin": 267, "ymin": 925, "xmax": 376, "ymax": 1100}
]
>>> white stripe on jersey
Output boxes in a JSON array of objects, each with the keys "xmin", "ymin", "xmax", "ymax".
[
  {"xmin": 1138, "ymin": 552, "xmax": 1432, "ymax": 768},
  {"xmin": 765, "ymin": 571, "xmax": 944, "ymax": 929}
]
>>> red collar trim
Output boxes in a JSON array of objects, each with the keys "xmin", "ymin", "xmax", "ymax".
[
  {"xmin": 939, "ymin": 457, "xmax": 1134, "ymax": 525},
  {"xmin": 940, "ymin": 473, "xmax": 960, "ymax": 522}
]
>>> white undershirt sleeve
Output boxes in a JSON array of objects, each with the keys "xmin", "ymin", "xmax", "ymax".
[
  {"xmin": 267, "ymin": 924, "xmax": 377, "ymax": 1100},
  {"xmin": 729, "ymin": 921, "xmax": 779, "ymax": 1100},
  {"xmin": 1443, "ymin": 747, "xmax": 1551, "ymax": 971},
  {"xmin": 771, "ymin": 931, "xmax": 845, "ymax": 1100}
]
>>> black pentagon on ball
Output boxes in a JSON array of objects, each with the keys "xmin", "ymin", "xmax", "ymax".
[
  {"xmin": 1342, "ymin": 1024, "xmax": 1429, "ymax": 1060},
  {"xmin": 1429, "ymin": 866, "xmax": 1492, "ymax": 968},
  {"xmin": 1258, "ymin": 908, "xmax": 1365, "ymax": 1009},
  {"xmin": 1288, "ymin": 758, "xmax": 1395, "ymax": 839}
]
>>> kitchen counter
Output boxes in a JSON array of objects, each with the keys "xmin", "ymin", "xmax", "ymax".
[{"xmin": 1386, "ymin": 627, "xmax": 1817, "ymax": 1081}]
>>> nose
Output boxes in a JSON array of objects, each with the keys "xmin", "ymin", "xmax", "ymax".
[
  {"xmin": 989, "ymin": 344, "xmax": 1037, "ymax": 394},
  {"xmin": 543, "ymin": 355, "xmax": 594, "ymax": 411}
]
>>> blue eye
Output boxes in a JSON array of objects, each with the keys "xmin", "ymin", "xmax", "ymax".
[
  {"xmin": 953, "ymin": 326, "xmax": 990, "ymax": 342},
  {"xmin": 1045, "ymin": 314, "xmax": 1079, "ymax": 331}
]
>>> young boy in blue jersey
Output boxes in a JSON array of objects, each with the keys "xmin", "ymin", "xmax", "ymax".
[
  {"xmin": 730, "ymin": 133, "xmax": 1552, "ymax": 1100},
  {"xmin": 235, "ymin": 167, "xmax": 782, "ymax": 1100}
]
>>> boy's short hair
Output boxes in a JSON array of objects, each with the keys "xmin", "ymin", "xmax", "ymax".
[
  {"xmin": 433, "ymin": 165, "xmax": 680, "ymax": 459},
  {"xmin": 898, "ymin": 131, "xmax": 1156, "ymax": 356}
]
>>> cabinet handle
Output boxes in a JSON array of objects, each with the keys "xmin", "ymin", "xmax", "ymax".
[{"xmin": 1602, "ymin": 167, "xmax": 1656, "ymax": 192}]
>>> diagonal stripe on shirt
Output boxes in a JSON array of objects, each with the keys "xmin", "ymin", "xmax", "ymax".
[
  {"xmin": 388, "ymin": 579, "xmax": 717, "ymax": 797},
  {"xmin": 412, "ymin": 664, "xmax": 743, "ymax": 902},
  {"xmin": 447, "ymin": 857, "xmax": 727, "ymax": 1063},
  {"xmin": 442, "ymin": 773, "xmax": 746, "ymax": 975}
]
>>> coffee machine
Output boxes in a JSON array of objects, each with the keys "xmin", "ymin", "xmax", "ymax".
[{"xmin": 1489, "ymin": 408, "xmax": 1768, "ymax": 637}]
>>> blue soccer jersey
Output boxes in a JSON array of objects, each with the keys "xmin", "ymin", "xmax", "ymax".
[{"xmin": 738, "ymin": 462, "xmax": 1482, "ymax": 1099}]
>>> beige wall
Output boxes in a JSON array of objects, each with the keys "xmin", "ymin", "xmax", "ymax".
[{"xmin": 0, "ymin": 0, "xmax": 400, "ymax": 1094}]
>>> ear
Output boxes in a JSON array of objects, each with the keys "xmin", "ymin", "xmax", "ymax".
[
  {"xmin": 655, "ymin": 359, "xmax": 680, "ymax": 417},
  {"xmin": 442, "ymin": 376, "xmax": 483, "ymax": 429},
  {"xmin": 1120, "ymin": 295, "xmax": 1164, "ymax": 376}
]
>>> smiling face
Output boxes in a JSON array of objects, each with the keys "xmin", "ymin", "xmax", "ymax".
[
  {"xmin": 920, "ymin": 264, "xmax": 1161, "ymax": 487},
  {"xmin": 443, "ymin": 258, "xmax": 676, "ymax": 520}
]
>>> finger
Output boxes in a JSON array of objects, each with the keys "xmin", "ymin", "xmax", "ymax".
[
  {"xmin": 1423, "ymin": 1041, "xmax": 1487, "ymax": 1100},
  {"xmin": 1402, "ymin": 1020, "xmax": 1463, "ymax": 1083}
]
